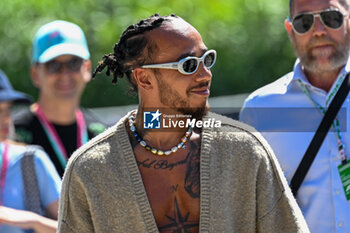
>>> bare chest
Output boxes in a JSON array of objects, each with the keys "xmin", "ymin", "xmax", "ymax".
[{"xmin": 135, "ymin": 149, "xmax": 200, "ymax": 233}]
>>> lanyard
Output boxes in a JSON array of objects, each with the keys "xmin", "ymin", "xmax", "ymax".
[
  {"xmin": 0, "ymin": 141, "xmax": 9, "ymax": 205},
  {"xmin": 34, "ymin": 104, "xmax": 89, "ymax": 169},
  {"xmin": 298, "ymin": 79, "xmax": 347, "ymax": 163}
]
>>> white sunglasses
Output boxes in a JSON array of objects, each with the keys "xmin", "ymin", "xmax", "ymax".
[{"xmin": 141, "ymin": 49, "xmax": 217, "ymax": 75}]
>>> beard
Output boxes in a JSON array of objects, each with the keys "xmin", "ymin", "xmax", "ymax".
[
  {"xmin": 156, "ymin": 73, "xmax": 210, "ymax": 121},
  {"xmin": 290, "ymin": 32, "xmax": 350, "ymax": 73},
  {"xmin": 176, "ymin": 102, "xmax": 210, "ymax": 121}
]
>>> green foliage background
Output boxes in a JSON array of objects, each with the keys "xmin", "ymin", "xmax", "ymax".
[{"xmin": 0, "ymin": 0, "xmax": 296, "ymax": 107}]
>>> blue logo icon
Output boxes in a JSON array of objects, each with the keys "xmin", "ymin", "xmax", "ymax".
[{"xmin": 143, "ymin": 110, "xmax": 161, "ymax": 129}]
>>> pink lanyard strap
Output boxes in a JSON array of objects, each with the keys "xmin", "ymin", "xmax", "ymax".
[
  {"xmin": 0, "ymin": 141, "xmax": 9, "ymax": 205},
  {"xmin": 34, "ymin": 104, "xmax": 88, "ymax": 168},
  {"xmin": 75, "ymin": 109, "xmax": 86, "ymax": 148}
]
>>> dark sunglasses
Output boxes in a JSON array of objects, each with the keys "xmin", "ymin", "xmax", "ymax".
[
  {"xmin": 141, "ymin": 50, "xmax": 217, "ymax": 75},
  {"xmin": 291, "ymin": 9, "xmax": 345, "ymax": 34},
  {"xmin": 44, "ymin": 57, "xmax": 84, "ymax": 74}
]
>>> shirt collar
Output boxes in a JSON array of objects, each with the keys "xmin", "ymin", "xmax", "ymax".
[
  {"xmin": 290, "ymin": 57, "xmax": 350, "ymax": 106},
  {"xmin": 292, "ymin": 59, "xmax": 311, "ymax": 86},
  {"xmin": 291, "ymin": 57, "xmax": 350, "ymax": 83}
]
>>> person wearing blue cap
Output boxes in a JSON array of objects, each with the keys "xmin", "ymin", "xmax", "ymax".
[
  {"xmin": 0, "ymin": 69, "xmax": 61, "ymax": 233},
  {"xmin": 13, "ymin": 20, "xmax": 106, "ymax": 177}
]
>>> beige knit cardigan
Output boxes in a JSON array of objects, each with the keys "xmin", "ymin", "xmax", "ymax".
[{"xmin": 58, "ymin": 112, "xmax": 309, "ymax": 233}]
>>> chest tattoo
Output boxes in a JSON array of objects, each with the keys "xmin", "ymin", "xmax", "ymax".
[
  {"xmin": 184, "ymin": 140, "xmax": 200, "ymax": 198},
  {"xmin": 137, "ymin": 140, "xmax": 201, "ymax": 198},
  {"xmin": 137, "ymin": 152, "xmax": 191, "ymax": 170},
  {"xmin": 158, "ymin": 196, "xmax": 199, "ymax": 233}
]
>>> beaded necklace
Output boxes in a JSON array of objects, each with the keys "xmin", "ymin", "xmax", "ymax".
[
  {"xmin": 128, "ymin": 114, "xmax": 192, "ymax": 156},
  {"xmin": 298, "ymin": 79, "xmax": 347, "ymax": 164}
]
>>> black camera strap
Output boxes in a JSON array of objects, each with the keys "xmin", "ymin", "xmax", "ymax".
[{"xmin": 290, "ymin": 73, "xmax": 350, "ymax": 197}]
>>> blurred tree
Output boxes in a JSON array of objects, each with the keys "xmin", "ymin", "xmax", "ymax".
[{"xmin": 0, "ymin": 0, "xmax": 296, "ymax": 107}]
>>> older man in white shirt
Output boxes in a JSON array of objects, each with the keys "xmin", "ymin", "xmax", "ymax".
[{"xmin": 240, "ymin": 0, "xmax": 350, "ymax": 232}]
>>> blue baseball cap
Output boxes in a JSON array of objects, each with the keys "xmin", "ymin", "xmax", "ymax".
[
  {"xmin": 0, "ymin": 69, "xmax": 32, "ymax": 104},
  {"xmin": 32, "ymin": 20, "xmax": 90, "ymax": 64}
]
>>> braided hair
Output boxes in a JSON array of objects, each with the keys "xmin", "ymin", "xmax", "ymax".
[{"xmin": 93, "ymin": 13, "xmax": 178, "ymax": 92}]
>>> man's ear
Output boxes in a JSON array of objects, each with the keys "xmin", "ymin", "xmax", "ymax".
[
  {"xmin": 285, "ymin": 18, "xmax": 296, "ymax": 43},
  {"xmin": 83, "ymin": 59, "xmax": 92, "ymax": 83},
  {"xmin": 285, "ymin": 18, "xmax": 293, "ymax": 37},
  {"xmin": 133, "ymin": 68, "xmax": 153, "ymax": 90},
  {"xmin": 30, "ymin": 65, "xmax": 41, "ymax": 88}
]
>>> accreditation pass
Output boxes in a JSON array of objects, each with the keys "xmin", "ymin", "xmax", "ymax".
[{"xmin": 338, "ymin": 162, "xmax": 350, "ymax": 201}]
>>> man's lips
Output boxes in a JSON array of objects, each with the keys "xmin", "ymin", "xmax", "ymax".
[
  {"xmin": 310, "ymin": 44, "xmax": 334, "ymax": 57},
  {"xmin": 191, "ymin": 86, "xmax": 210, "ymax": 95},
  {"xmin": 312, "ymin": 43, "xmax": 332, "ymax": 48},
  {"xmin": 56, "ymin": 82, "xmax": 75, "ymax": 91}
]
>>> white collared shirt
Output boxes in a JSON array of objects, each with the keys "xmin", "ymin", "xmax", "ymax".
[{"xmin": 240, "ymin": 59, "xmax": 350, "ymax": 233}]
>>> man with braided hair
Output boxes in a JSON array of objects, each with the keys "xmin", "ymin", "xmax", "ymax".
[{"xmin": 58, "ymin": 14, "xmax": 309, "ymax": 233}]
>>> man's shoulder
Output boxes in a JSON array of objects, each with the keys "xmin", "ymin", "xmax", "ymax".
[
  {"xmin": 72, "ymin": 124, "xmax": 118, "ymax": 159},
  {"xmin": 205, "ymin": 112, "xmax": 277, "ymax": 166},
  {"xmin": 208, "ymin": 111, "xmax": 258, "ymax": 133},
  {"xmin": 7, "ymin": 142, "xmax": 27, "ymax": 164},
  {"xmin": 65, "ymin": 115, "xmax": 128, "ymax": 173},
  {"xmin": 7, "ymin": 142, "xmax": 48, "ymax": 167},
  {"xmin": 207, "ymin": 112, "xmax": 269, "ymax": 147},
  {"xmin": 243, "ymin": 72, "xmax": 294, "ymax": 107}
]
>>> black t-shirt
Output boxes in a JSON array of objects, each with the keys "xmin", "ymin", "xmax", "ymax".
[{"xmin": 13, "ymin": 108, "xmax": 107, "ymax": 177}]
